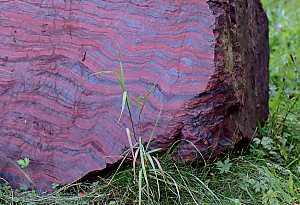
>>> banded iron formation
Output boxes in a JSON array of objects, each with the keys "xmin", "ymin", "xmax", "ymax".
[{"xmin": 0, "ymin": 0, "xmax": 269, "ymax": 192}]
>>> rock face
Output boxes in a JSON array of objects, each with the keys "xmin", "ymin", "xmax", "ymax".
[{"xmin": 0, "ymin": 0, "xmax": 269, "ymax": 192}]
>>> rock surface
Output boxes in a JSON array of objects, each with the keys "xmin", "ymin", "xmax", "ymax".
[{"xmin": 0, "ymin": 0, "xmax": 269, "ymax": 192}]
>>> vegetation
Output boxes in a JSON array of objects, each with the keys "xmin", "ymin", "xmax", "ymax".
[{"xmin": 0, "ymin": 0, "xmax": 299, "ymax": 204}]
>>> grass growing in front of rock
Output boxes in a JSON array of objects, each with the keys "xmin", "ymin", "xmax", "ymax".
[{"xmin": 1, "ymin": 0, "xmax": 299, "ymax": 204}]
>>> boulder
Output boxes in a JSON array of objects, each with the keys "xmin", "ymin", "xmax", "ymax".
[{"xmin": 0, "ymin": 0, "xmax": 269, "ymax": 192}]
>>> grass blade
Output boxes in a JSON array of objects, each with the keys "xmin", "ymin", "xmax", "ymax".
[
  {"xmin": 118, "ymin": 91, "xmax": 127, "ymax": 122},
  {"xmin": 146, "ymin": 148, "xmax": 161, "ymax": 155},
  {"xmin": 108, "ymin": 149, "xmax": 131, "ymax": 185},
  {"xmin": 139, "ymin": 138, "xmax": 150, "ymax": 203},
  {"xmin": 139, "ymin": 139, "xmax": 149, "ymax": 187},
  {"xmin": 126, "ymin": 91, "xmax": 131, "ymax": 110},
  {"xmin": 126, "ymin": 128, "xmax": 135, "ymax": 158},
  {"xmin": 262, "ymin": 167, "xmax": 293, "ymax": 202},
  {"xmin": 136, "ymin": 96, "xmax": 142, "ymax": 111},
  {"xmin": 288, "ymin": 171, "xmax": 295, "ymax": 196},
  {"xmin": 152, "ymin": 156, "xmax": 166, "ymax": 180},
  {"xmin": 169, "ymin": 175, "xmax": 181, "ymax": 202},
  {"xmin": 146, "ymin": 154, "xmax": 161, "ymax": 201},
  {"xmin": 145, "ymin": 108, "xmax": 162, "ymax": 151},
  {"xmin": 133, "ymin": 147, "xmax": 140, "ymax": 181},
  {"xmin": 138, "ymin": 169, "xmax": 143, "ymax": 205},
  {"xmin": 187, "ymin": 172, "xmax": 221, "ymax": 204},
  {"xmin": 117, "ymin": 45, "xmax": 125, "ymax": 89},
  {"xmin": 270, "ymin": 81, "xmax": 283, "ymax": 114},
  {"xmin": 92, "ymin": 71, "xmax": 113, "ymax": 75},
  {"xmin": 174, "ymin": 163, "xmax": 198, "ymax": 205},
  {"xmin": 138, "ymin": 82, "xmax": 157, "ymax": 120},
  {"xmin": 165, "ymin": 139, "xmax": 207, "ymax": 167},
  {"xmin": 113, "ymin": 72, "xmax": 124, "ymax": 91}
]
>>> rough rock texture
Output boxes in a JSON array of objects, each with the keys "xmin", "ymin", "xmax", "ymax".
[{"xmin": 0, "ymin": 0, "xmax": 269, "ymax": 192}]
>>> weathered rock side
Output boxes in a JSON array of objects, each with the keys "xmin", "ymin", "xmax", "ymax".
[
  {"xmin": 0, "ymin": 0, "xmax": 269, "ymax": 192},
  {"xmin": 159, "ymin": 0, "xmax": 269, "ymax": 160}
]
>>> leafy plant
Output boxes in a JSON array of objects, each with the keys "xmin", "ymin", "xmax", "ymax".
[
  {"xmin": 52, "ymin": 183, "xmax": 60, "ymax": 189},
  {"xmin": 0, "ymin": 151, "xmax": 33, "ymax": 184},
  {"xmin": 17, "ymin": 157, "xmax": 30, "ymax": 168},
  {"xmin": 253, "ymin": 179, "xmax": 269, "ymax": 193},
  {"xmin": 20, "ymin": 184, "xmax": 28, "ymax": 191},
  {"xmin": 215, "ymin": 158, "xmax": 232, "ymax": 174},
  {"xmin": 260, "ymin": 137, "xmax": 274, "ymax": 150},
  {"xmin": 262, "ymin": 190, "xmax": 279, "ymax": 205}
]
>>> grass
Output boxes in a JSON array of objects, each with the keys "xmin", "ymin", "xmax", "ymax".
[{"xmin": 1, "ymin": 0, "xmax": 299, "ymax": 204}]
